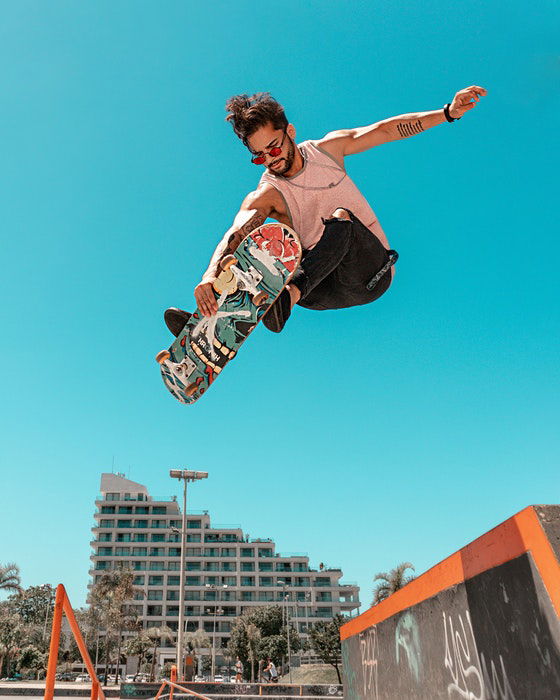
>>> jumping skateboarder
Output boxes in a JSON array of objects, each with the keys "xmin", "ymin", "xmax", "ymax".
[{"xmin": 165, "ymin": 85, "xmax": 486, "ymax": 335}]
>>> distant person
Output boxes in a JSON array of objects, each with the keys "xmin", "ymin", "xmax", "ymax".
[
  {"xmin": 234, "ymin": 657, "xmax": 243, "ymax": 683},
  {"xmin": 165, "ymin": 86, "xmax": 487, "ymax": 336},
  {"xmin": 264, "ymin": 658, "xmax": 278, "ymax": 683}
]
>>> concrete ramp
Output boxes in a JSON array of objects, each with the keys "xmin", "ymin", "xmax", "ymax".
[{"xmin": 340, "ymin": 505, "xmax": 560, "ymax": 699}]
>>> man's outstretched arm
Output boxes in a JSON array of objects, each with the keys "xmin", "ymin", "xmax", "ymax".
[
  {"xmin": 321, "ymin": 85, "xmax": 487, "ymax": 158},
  {"xmin": 195, "ymin": 189, "xmax": 275, "ymax": 316}
]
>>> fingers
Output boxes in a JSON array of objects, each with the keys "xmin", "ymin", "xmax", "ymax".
[{"xmin": 195, "ymin": 284, "xmax": 219, "ymax": 316}]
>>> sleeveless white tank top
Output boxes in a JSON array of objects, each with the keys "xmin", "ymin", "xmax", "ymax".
[{"xmin": 259, "ymin": 140, "xmax": 389, "ymax": 251}]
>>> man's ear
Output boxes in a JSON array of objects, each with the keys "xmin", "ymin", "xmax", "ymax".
[{"xmin": 287, "ymin": 123, "xmax": 296, "ymax": 141}]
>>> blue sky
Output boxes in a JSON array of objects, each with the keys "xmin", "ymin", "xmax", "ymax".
[{"xmin": 1, "ymin": 1, "xmax": 558, "ymax": 610}]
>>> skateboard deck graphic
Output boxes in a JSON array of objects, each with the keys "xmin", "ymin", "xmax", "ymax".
[{"xmin": 156, "ymin": 223, "xmax": 301, "ymax": 404}]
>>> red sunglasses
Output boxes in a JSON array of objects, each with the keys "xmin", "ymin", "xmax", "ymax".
[{"xmin": 250, "ymin": 129, "xmax": 288, "ymax": 165}]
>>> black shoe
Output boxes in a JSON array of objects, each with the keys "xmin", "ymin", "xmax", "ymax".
[
  {"xmin": 164, "ymin": 308, "xmax": 192, "ymax": 337},
  {"xmin": 262, "ymin": 289, "xmax": 292, "ymax": 333}
]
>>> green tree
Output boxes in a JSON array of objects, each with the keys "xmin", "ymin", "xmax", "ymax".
[
  {"xmin": 0, "ymin": 564, "xmax": 22, "ymax": 596},
  {"xmin": 146, "ymin": 625, "xmax": 174, "ymax": 681},
  {"xmin": 123, "ymin": 632, "xmax": 152, "ymax": 680},
  {"xmin": 10, "ymin": 584, "xmax": 54, "ymax": 627},
  {"xmin": 372, "ymin": 562, "xmax": 415, "ymax": 605},
  {"xmin": 228, "ymin": 606, "xmax": 302, "ymax": 681},
  {"xmin": 89, "ymin": 568, "xmax": 141, "ymax": 683},
  {"xmin": 308, "ymin": 614, "xmax": 345, "ymax": 684},
  {"xmin": 184, "ymin": 629, "xmax": 210, "ymax": 678}
]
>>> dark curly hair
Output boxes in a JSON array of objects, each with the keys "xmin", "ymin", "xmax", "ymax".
[{"xmin": 225, "ymin": 92, "xmax": 288, "ymax": 146}]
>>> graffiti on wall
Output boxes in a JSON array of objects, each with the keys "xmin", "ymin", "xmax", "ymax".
[
  {"xmin": 443, "ymin": 610, "xmax": 516, "ymax": 700},
  {"xmin": 395, "ymin": 611, "xmax": 422, "ymax": 683},
  {"xmin": 359, "ymin": 626, "xmax": 380, "ymax": 700}
]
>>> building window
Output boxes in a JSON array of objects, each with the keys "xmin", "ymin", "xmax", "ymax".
[
  {"xmin": 147, "ymin": 605, "xmax": 163, "ymax": 616},
  {"xmin": 221, "ymin": 548, "xmax": 236, "ymax": 557},
  {"xmin": 149, "ymin": 576, "xmax": 164, "ymax": 586},
  {"xmin": 132, "ymin": 548, "xmax": 147, "ymax": 556},
  {"xmin": 118, "ymin": 506, "xmax": 133, "ymax": 514},
  {"xmin": 167, "ymin": 575, "xmax": 180, "ymax": 586},
  {"xmin": 186, "ymin": 548, "xmax": 201, "ymax": 557},
  {"xmin": 136, "ymin": 506, "xmax": 150, "ymax": 514},
  {"xmin": 187, "ymin": 562, "xmax": 201, "ymax": 571},
  {"xmin": 240, "ymin": 548, "xmax": 254, "ymax": 558},
  {"xmin": 187, "ymin": 520, "xmax": 201, "ymax": 529},
  {"xmin": 185, "ymin": 591, "xmax": 201, "ymax": 601},
  {"xmin": 167, "ymin": 562, "xmax": 180, "ymax": 571},
  {"xmin": 98, "ymin": 547, "xmax": 113, "ymax": 556},
  {"xmin": 151, "ymin": 534, "xmax": 165, "ymax": 542},
  {"xmin": 221, "ymin": 562, "xmax": 236, "ymax": 571},
  {"xmin": 187, "ymin": 534, "xmax": 201, "ymax": 542},
  {"xmin": 258, "ymin": 562, "xmax": 273, "ymax": 572},
  {"xmin": 115, "ymin": 547, "xmax": 130, "ymax": 556},
  {"xmin": 186, "ymin": 577, "xmax": 200, "ymax": 586},
  {"xmin": 258, "ymin": 548, "xmax": 272, "ymax": 558},
  {"xmin": 133, "ymin": 534, "xmax": 148, "ymax": 542},
  {"xmin": 100, "ymin": 506, "xmax": 115, "ymax": 514},
  {"xmin": 117, "ymin": 520, "xmax": 132, "ymax": 528},
  {"xmin": 152, "ymin": 506, "xmax": 167, "ymax": 514},
  {"xmin": 241, "ymin": 562, "xmax": 254, "ymax": 572},
  {"xmin": 168, "ymin": 548, "xmax": 181, "ymax": 557},
  {"xmin": 149, "ymin": 548, "xmax": 165, "ymax": 557},
  {"xmin": 133, "ymin": 562, "xmax": 147, "ymax": 570},
  {"xmin": 116, "ymin": 534, "xmax": 131, "ymax": 542},
  {"xmin": 105, "ymin": 493, "xmax": 120, "ymax": 501},
  {"xmin": 204, "ymin": 548, "xmax": 219, "ymax": 557},
  {"xmin": 98, "ymin": 533, "xmax": 112, "ymax": 542},
  {"xmin": 222, "ymin": 577, "xmax": 236, "ymax": 586},
  {"xmin": 148, "ymin": 590, "xmax": 163, "ymax": 601},
  {"xmin": 166, "ymin": 591, "xmax": 179, "ymax": 601},
  {"xmin": 99, "ymin": 520, "xmax": 114, "ymax": 528},
  {"xmin": 259, "ymin": 577, "xmax": 273, "ymax": 587},
  {"xmin": 149, "ymin": 562, "xmax": 165, "ymax": 571},
  {"xmin": 135, "ymin": 520, "xmax": 148, "ymax": 529},
  {"xmin": 133, "ymin": 576, "xmax": 145, "ymax": 585},
  {"xmin": 151, "ymin": 520, "xmax": 167, "ymax": 529},
  {"xmin": 241, "ymin": 592, "xmax": 255, "ymax": 602},
  {"xmin": 241, "ymin": 577, "xmax": 255, "ymax": 587}
]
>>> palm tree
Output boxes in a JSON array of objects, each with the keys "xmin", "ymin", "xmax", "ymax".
[
  {"xmin": 184, "ymin": 629, "xmax": 210, "ymax": 679},
  {"xmin": 0, "ymin": 564, "xmax": 22, "ymax": 596},
  {"xmin": 372, "ymin": 562, "xmax": 415, "ymax": 605},
  {"xmin": 245, "ymin": 623, "xmax": 261, "ymax": 683},
  {"xmin": 90, "ymin": 568, "xmax": 141, "ymax": 683},
  {"xmin": 147, "ymin": 625, "xmax": 175, "ymax": 681},
  {"xmin": 123, "ymin": 632, "xmax": 152, "ymax": 680}
]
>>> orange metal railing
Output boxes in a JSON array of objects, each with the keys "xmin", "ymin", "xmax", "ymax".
[
  {"xmin": 44, "ymin": 584, "xmax": 106, "ymax": 700},
  {"xmin": 154, "ymin": 671, "xmax": 211, "ymax": 700}
]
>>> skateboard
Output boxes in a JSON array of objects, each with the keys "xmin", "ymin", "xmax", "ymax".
[{"xmin": 156, "ymin": 223, "xmax": 302, "ymax": 404}]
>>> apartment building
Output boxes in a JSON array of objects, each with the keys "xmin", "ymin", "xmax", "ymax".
[{"xmin": 90, "ymin": 473, "xmax": 360, "ymax": 667}]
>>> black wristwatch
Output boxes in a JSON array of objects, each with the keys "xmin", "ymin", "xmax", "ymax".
[{"xmin": 444, "ymin": 103, "xmax": 461, "ymax": 122}]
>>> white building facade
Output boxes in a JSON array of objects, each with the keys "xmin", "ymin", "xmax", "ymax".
[{"xmin": 90, "ymin": 473, "xmax": 360, "ymax": 668}]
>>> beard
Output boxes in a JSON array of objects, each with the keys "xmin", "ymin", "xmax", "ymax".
[{"xmin": 267, "ymin": 137, "xmax": 296, "ymax": 177}]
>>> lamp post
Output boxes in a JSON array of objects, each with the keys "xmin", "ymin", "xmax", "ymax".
[
  {"xmin": 206, "ymin": 583, "xmax": 227, "ymax": 680},
  {"xmin": 169, "ymin": 469, "xmax": 208, "ymax": 681},
  {"xmin": 277, "ymin": 580, "xmax": 292, "ymax": 683}
]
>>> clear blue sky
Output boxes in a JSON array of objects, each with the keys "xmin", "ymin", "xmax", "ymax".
[{"xmin": 1, "ymin": 1, "xmax": 558, "ymax": 610}]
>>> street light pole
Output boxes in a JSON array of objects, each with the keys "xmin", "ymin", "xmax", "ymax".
[{"xmin": 169, "ymin": 469, "xmax": 208, "ymax": 681}]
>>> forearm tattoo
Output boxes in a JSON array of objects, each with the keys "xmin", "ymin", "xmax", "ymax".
[{"xmin": 397, "ymin": 119, "xmax": 425, "ymax": 139}]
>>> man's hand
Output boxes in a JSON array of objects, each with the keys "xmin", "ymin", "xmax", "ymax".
[
  {"xmin": 449, "ymin": 85, "xmax": 487, "ymax": 119},
  {"xmin": 194, "ymin": 281, "xmax": 218, "ymax": 317}
]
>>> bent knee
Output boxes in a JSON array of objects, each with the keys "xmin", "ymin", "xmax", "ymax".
[{"xmin": 331, "ymin": 208, "xmax": 351, "ymax": 221}]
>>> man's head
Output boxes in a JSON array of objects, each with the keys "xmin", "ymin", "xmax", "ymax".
[{"xmin": 225, "ymin": 92, "xmax": 297, "ymax": 176}]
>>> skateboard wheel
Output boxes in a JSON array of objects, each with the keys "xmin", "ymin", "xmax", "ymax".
[
  {"xmin": 220, "ymin": 255, "xmax": 238, "ymax": 271},
  {"xmin": 252, "ymin": 291, "xmax": 269, "ymax": 306},
  {"xmin": 156, "ymin": 350, "xmax": 171, "ymax": 364},
  {"xmin": 185, "ymin": 383, "xmax": 198, "ymax": 397}
]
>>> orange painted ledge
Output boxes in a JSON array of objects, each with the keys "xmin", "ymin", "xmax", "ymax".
[{"xmin": 340, "ymin": 505, "xmax": 560, "ymax": 641}]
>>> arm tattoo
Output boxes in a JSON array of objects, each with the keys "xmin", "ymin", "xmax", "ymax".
[{"xmin": 397, "ymin": 119, "xmax": 425, "ymax": 139}]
